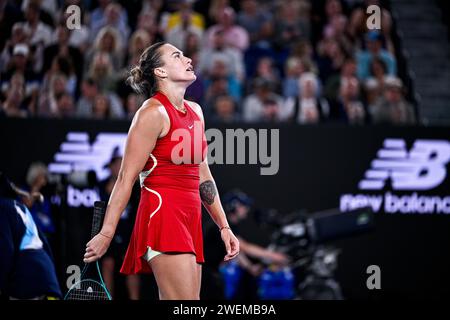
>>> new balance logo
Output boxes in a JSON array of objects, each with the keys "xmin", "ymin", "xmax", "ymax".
[
  {"xmin": 359, "ymin": 139, "xmax": 450, "ymax": 190},
  {"xmin": 48, "ymin": 132, "xmax": 127, "ymax": 181}
]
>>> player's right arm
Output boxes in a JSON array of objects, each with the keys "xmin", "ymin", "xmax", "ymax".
[{"xmin": 84, "ymin": 100, "xmax": 164, "ymax": 263}]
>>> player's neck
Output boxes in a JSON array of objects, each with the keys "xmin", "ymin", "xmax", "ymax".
[{"xmin": 158, "ymin": 84, "xmax": 186, "ymax": 110}]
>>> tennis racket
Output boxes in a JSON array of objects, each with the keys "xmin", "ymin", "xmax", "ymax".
[{"xmin": 64, "ymin": 201, "xmax": 112, "ymax": 300}]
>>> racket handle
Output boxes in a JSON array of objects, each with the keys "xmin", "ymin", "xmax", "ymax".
[{"xmin": 91, "ymin": 201, "xmax": 106, "ymax": 238}]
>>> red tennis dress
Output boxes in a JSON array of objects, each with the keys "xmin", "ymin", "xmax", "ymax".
[{"xmin": 120, "ymin": 91, "xmax": 208, "ymax": 274}]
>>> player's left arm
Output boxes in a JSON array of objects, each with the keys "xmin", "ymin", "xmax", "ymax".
[{"xmin": 187, "ymin": 100, "xmax": 240, "ymax": 261}]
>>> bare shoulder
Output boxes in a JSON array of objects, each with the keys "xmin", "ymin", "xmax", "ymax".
[
  {"xmin": 185, "ymin": 99, "xmax": 204, "ymax": 122},
  {"xmin": 131, "ymin": 98, "xmax": 167, "ymax": 133}
]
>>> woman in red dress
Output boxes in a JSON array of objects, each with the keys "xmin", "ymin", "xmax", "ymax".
[{"xmin": 83, "ymin": 42, "xmax": 240, "ymax": 299}]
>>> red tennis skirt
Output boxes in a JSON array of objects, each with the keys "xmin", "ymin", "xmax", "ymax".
[{"xmin": 120, "ymin": 186, "xmax": 204, "ymax": 274}]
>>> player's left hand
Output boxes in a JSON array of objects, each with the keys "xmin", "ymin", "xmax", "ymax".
[{"xmin": 221, "ymin": 229, "xmax": 240, "ymax": 261}]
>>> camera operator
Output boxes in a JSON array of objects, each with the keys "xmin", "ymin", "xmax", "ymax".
[{"xmin": 222, "ymin": 190, "xmax": 289, "ymax": 299}]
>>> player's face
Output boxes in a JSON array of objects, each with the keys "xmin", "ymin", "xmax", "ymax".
[{"xmin": 158, "ymin": 44, "xmax": 196, "ymax": 84}]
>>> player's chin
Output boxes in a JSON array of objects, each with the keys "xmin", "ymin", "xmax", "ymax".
[{"xmin": 188, "ymin": 72, "xmax": 197, "ymax": 81}]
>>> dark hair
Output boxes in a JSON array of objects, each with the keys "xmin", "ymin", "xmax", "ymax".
[
  {"xmin": 53, "ymin": 55, "xmax": 73, "ymax": 77},
  {"xmin": 55, "ymin": 91, "xmax": 72, "ymax": 103},
  {"xmin": 370, "ymin": 57, "xmax": 387, "ymax": 76},
  {"xmin": 0, "ymin": 172, "xmax": 16, "ymax": 199},
  {"xmin": 263, "ymin": 97, "xmax": 278, "ymax": 106},
  {"xmin": 127, "ymin": 41, "xmax": 167, "ymax": 98}
]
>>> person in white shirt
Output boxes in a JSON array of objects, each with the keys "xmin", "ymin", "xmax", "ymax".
[
  {"xmin": 24, "ymin": 2, "xmax": 53, "ymax": 73},
  {"xmin": 284, "ymin": 72, "xmax": 329, "ymax": 124}
]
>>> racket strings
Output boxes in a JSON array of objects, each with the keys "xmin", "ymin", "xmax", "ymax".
[{"xmin": 65, "ymin": 280, "xmax": 110, "ymax": 300}]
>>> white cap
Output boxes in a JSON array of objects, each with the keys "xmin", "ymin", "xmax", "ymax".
[
  {"xmin": 13, "ymin": 44, "xmax": 29, "ymax": 56},
  {"xmin": 385, "ymin": 76, "xmax": 403, "ymax": 89}
]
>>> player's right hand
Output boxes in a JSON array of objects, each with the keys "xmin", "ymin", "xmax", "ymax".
[{"xmin": 83, "ymin": 232, "xmax": 113, "ymax": 263}]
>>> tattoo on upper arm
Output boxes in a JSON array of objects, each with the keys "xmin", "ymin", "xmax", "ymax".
[{"xmin": 200, "ymin": 180, "xmax": 216, "ymax": 205}]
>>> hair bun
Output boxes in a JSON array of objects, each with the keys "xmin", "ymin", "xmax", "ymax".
[
  {"xmin": 127, "ymin": 66, "xmax": 146, "ymax": 95},
  {"xmin": 130, "ymin": 66, "xmax": 143, "ymax": 83}
]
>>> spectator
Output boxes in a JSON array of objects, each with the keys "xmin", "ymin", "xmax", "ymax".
[
  {"xmin": 282, "ymin": 56, "xmax": 306, "ymax": 98},
  {"xmin": 1, "ymin": 83, "xmax": 27, "ymax": 118},
  {"xmin": 38, "ymin": 73, "xmax": 69, "ymax": 117},
  {"xmin": 211, "ymin": 59, "xmax": 241, "ymax": 101},
  {"xmin": 140, "ymin": 0, "xmax": 164, "ymax": 19},
  {"xmin": 210, "ymin": 95, "xmax": 240, "ymax": 123},
  {"xmin": 348, "ymin": 0, "xmax": 394, "ymax": 53},
  {"xmin": 312, "ymin": 0, "xmax": 344, "ymax": 41},
  {"xmin": 316, "ymin": 37, "xmax": 347, "ymax": 83},
  {"xmin": 76, "ymin": 77, "xmax": 124, "ymax": 119},
  {"xmin": 335, "ymin": 76, "xmax": 367, "ymax": 124},
  {"xmin": 136, "ymin": 10, "xmax": 162, "ymax": 44},
  {"xmin": 203, "ymin": 75, "xmax": 231, "ymax": 116},
  {"xmin": 208, "ymin": 0, "xmax": 230, "ymax": 24},
  {"xmin": 285, "ymin": 72, "xmax": 329, "ymax": 124},
  {"xmin": 23, "ymin": 2, "xmax": 53, "ymax": 73},
  {"xmin": 184, "ymin": 32, "xmax": 202, "ymax": 58},
  {"xmin": 21, "ymin": 0, "xmax": 58, "ymax": 24},
  {"xmin": 87, "ymin": 52, "xmax": 117, "ymax": 93},
  {"xmin": 43, "ymin": 24, "xmax": 83, "ymax": 92},
  {"xmin": 76, "ymin": 77, "xmax": 98, "ymax": 118},
  {"xmin": 290, "ymin": 39, "xmax": 315, "ymax": 62},
  {"xmin": 53, "ymin": 91, "xmax": 75, "ymax": 118},
  {"xmin": 198, "ymin": 29, "xmax": 245, "ymax": 82},
  {"xmin": 242, "ymin": 78, "xmax": 284, "ymax": 122},
  {"xmin": 369, "ymin": 76, "xmax": 416, "ymax": 125},
  {"xmin": 163, "ymin": 0, "xmax": 205, "ymax": 34},
  {"xmin": 272, "ymin": 0, "xmax": 310, "ymax": 50},
  {"xmin": 1, "ymin": 44, "xmax": 40, "ymax": 101},
  {"xmin": 164, "ymin": 3, "xmax": 204, "ymax": 52},
  {"xmin": 261, "ymin": 97, "xmax": 283, "ymax": 123},
  {"xmin": 204, "ymin": 7, "xmax": 249, "ymax": 51},
  {"xmin": 364, "ymin": 57, "xmax": 389, "ymax": 105},
  {"xmin": 324, "ymin": 57, "xmax": 357, "ymax": 104},
  {"xmin": 91, "ymin": 2, "xmax": 130, "ymax": 49},
  {"xmin": 92, "ymin": 94, "xmax": 113, "ymax": 120},
  {"xmin": 254, "ymin": 57, "xmax": 280, "ymax": 89},
  {"xmin": 86, "ymin": 26, "xmax": 123, "ymax": 72},
  {"xmin": 237, "ymin": 0, "xmax": 273, "ymax": 47},
  {"xmin": 0, "ymin": 0, "xmax": 23, "ymax": 54},
  {"xmin": 325, "ymin": 0, "xmax": 344, "ymax": 22},
  {"xmin": 43, "ymin": 55, "xmax": 77, "ymax": 98},
  {"xmin": 128, "ymin": 29, "xmax": 152, "ymax": 62},
  {"xmin": 322, "ymin": 14, "xmax": 353, "ymax": 55},
  {"xmin": 58, "ymin": 2, "xmax": 91, "ymax": 53},
  {"xmin": 90, "ymin": 0, "xmax": 129, "ymax": 44},
  {"xmin": 0, "ymin": 22, "xmax": 30, "ymax": 73},
  {"xmin": 125, "ymin": 93, "xmax": 144, "ymax": 120},
  {"xmin": 356, "ymin": 31, "xmax": 396, "ymax": 80}
]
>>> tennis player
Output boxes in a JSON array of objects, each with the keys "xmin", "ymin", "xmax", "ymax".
[{"xmin": 84, "ymin": 42, "xmax": 240, "ymax": 300}]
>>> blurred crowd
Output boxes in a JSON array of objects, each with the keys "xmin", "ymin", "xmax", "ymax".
[{"xmin": 0, "ymin": 0, "xmax": 417, "ymax": 125}]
